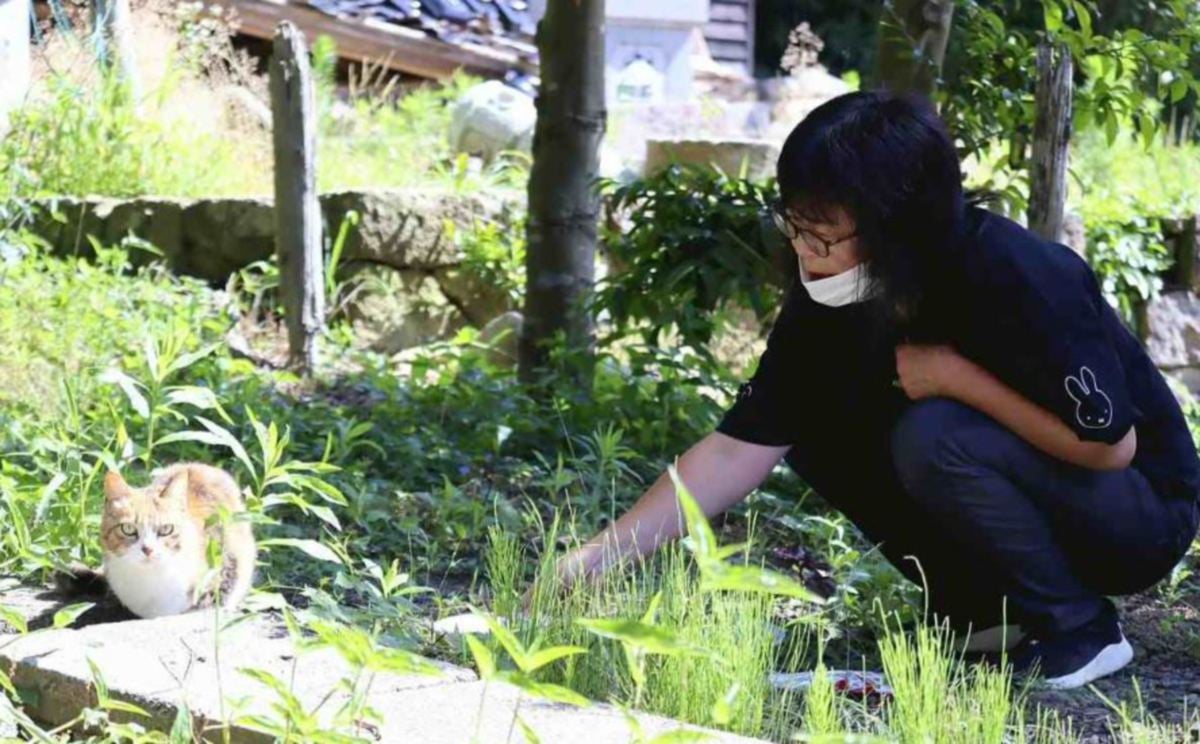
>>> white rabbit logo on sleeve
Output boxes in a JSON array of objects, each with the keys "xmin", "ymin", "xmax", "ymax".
[{"xmin": 1064, "ymin": 366, "xmax": 1113, "ymax": 429}]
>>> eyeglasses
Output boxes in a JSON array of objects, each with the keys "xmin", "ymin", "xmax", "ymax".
[{"xmin": 770, "ymin": 203, "xmax": 858, "ymax": 258}]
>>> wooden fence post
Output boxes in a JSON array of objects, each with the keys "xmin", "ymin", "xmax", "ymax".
[
  {"xmin": 1028, "ymin": 40, "xmax": 1073, "ymax": 243},
  {"xmin": 92, "ymin": 0, "xmax": 141, "ymax": 99},
  {"xmin": 1162, "ymin": 216, "xmax": 1198, "ymax": 292},
  {"xmin": 270, "ymin": 22, "xmax": 324, "ymax": 373}
]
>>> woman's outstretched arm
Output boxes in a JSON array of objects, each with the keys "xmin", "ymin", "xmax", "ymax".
[{"xmin": 549, "ymin": 432, "xmax": 791, "ymax": 589}]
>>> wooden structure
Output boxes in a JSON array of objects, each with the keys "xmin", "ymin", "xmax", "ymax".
[
  {"xmin": 211, "ymin": 0, "xmax": 532, "ymax": 81},
  {"xmin": 270, "ymin": 21, "xmax": 325, "ymax": 372},
  {"xmin": 1028, "ymin": 40, "xmax": 1073, "ymax": 244},
  {"xmin": 704, "ymin": 0, "xmax": 755, "ymax": 74},
  {"xmin": 93, "ymin": 0, "xmax": 141, "ymax": 98}
]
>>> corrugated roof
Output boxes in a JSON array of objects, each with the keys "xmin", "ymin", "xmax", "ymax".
[
  {"xmin": 305, "ymin": 0, "xmax": 536, "ymax": 39},
  {"xmin": 213, "ymin": 0, "xmax": 538, "ymax": 82}
]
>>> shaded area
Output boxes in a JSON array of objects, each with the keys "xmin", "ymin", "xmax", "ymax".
[
  {"xmin": 1029, "ymin": 591, "xmax": 1200, "ymax": 738},
  {"xmin": 0, "ymin": 584, "xmax": 135, "ymax": 632}
]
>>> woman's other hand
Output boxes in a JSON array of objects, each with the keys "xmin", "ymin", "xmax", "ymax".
[{"xmin": 895, "ymin": 343, "xmax": 970, "ymax": 400}]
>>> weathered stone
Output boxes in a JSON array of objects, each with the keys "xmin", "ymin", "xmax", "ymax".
[
  {"xmin": 762, "ymin": 66, "xmax": 851, "ymax": 144},
  {"xmin": 369, "ymin": 679, "xmax": 766, "ymax": 744},
  {"xmin": 604, "ymin": 100, "xmax": 772, "ymax": 178},
  {"xmin": 478, "ymin": 311, "xmax": 523, "ymax": 369},
  {"xmin": 1161, "ymin": 215, "xmax": 1199, "ymax": 292},
  {"xmin": 29, "ymin": 198, "xmax": 112, "ymax": 257},
  {"xmin": 449, "ymin": 80, "xmax": 536, "ymax": 163},
  {"xmin": 0, "ymin": 584, "xmax": 134, "ymax": 633},
  {"xmin": 103, "ymin": 198, "xmax": 187, "ymax": 269},
  {"xmin": 0, "ymin": 584, "xmax": 62, "ymax": 633},
  {"xmin": 436, "ymin": 265, "xmax": 514, "ymax": 326},
  {"xmin": 24, "ymin": 190, "xmax": 520, "ymax": 289},
  {"xmin": 1062, "ymin": 211, "xmax": 1086, "ymax": 257},
  {"xmin": 645, "ymin": 138, "xmax": 780, "ymax": 181},
  {"xmin": 180, "ymin": 198, "xmax": 276, "ymax": 281},
  {"xmin": 1142, "ymin": 290, "xmax": 1200, "ymax": 369},
  {"xmin": 1162, "ymin": 369, "xmax": 1200, "ymax": 405},
  {"xmin": 321, "ymin": 189, "xmax": 519, "ymax": 271},
  {"xmin": 0, "ymin": 604, "xmax": 472, "ymax": 742},
  {"xmin": 345, "ymin": 267, "xmax": 469, "ymax": 355}
]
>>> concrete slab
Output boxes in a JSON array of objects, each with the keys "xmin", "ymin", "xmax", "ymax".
[
  {"xmin": 0, "ymin": 584, "xmax": 63, "ymax": 632},
  {"xmin": 1, "ymin": 588, "xmax": 771, "ymax": 743},
  {"xmin": 371, "ymin": 679, "xmax": 767, "ymax": 743},
  {"xmin": 1, "ymin": 605, "xmax": 471, "ymax": 742}
]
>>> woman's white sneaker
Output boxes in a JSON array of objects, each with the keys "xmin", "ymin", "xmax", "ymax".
[{"xmin": 1013, "ymin": 602, "xmax": 1133, "ymax": 690}]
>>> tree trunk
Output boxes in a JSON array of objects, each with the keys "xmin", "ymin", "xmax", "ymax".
[
  {"xmin": 1027, "ymin": 41, "xmax": 1073, "ymax": 244},
  {"xmin": 92, "ymin": 0, "xmax": 140, "ymax": 99},
  {"xmin": 270, "ymin": 21, "xmax": 325, "ymax": 373},
  {"xmin": 875, "ymin": 0, "xmax": 955, "ymax": 96},
  {"xmin": 518, "ymin": 0, "xmax": 606, "ymax": 392}
]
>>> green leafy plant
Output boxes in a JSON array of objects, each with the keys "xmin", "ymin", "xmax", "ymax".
[
  {"xmin": 576, "ymin": 591, "xmax": 712, "ymax": 708},
  {"xmin": 0, "ymin": 62, "xmax": 253, "ymax": 199},
  {"xmin": 464, "ymin": 610, "xmax": 590, "ymax": 744},
  {"xmin": 942, "ymin": 0, "xmax": 1200, "ymax": 215},
  {"xmin": 669, "ymin": 464, "xmax": 824, "ymax": 604},
  {"xmin": 597, "ymin": 165, "xmax": 787, "ymax": 352},
  {"xmin": 1086, "ymin": 215, "xmax": 1173, "ymax": 325}
]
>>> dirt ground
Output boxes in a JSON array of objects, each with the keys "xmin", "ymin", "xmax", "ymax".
[{"xmin": 1028, "ymin": 590, "xmax": 1200, "ymax": 741}]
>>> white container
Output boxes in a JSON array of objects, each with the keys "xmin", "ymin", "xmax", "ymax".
[{"xmin": 0, "ymin": 0, "xmax": 32, "ymax": 128}]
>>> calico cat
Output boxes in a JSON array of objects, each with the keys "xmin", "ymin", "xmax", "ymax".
[{"xmin": 65, "ymin": 463, "xmax": 257, "ymax": 618}]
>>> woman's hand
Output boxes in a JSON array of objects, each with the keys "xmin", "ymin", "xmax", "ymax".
[
  {"xmin": 519, "ymin": 432, "xmax": 789, "ymax": 613},
  {"xmin": 519, "ymin": 548, "xmax": 596, "ymax": 614},
  {"xmin": 895, "ymin": 343, "xmax": 970, "ymax": 400}
]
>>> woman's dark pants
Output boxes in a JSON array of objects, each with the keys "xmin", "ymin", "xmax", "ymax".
[{"xmin": 790, "ymin": 398, "xmax": 1200, "ymax": 638}]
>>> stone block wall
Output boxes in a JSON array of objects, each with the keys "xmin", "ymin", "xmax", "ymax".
[
  {"xmin": 1140, "ymin": 216, "xmax": 1200, "ymax": 396},
  {"xmin": 23, "ymin": 189, "xmax": 522, "ymax": 354}
]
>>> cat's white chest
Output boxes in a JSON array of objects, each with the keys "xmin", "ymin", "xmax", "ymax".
[{"xmin": 103, "ymin": 552, "xmax": 197, "ymax": 618}]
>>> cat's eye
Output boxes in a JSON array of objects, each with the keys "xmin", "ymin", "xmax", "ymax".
[
  {"xmin": 119, "ymin": 524, "xmax": 138, "ymax": 538},
  {"xmin": 157, "ymin": 525, "xmax": 175, "ymax": 537}
]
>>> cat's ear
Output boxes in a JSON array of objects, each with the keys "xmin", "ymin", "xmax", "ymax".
[
  {"xmin": 104, "ymin": 471, "xmax": 132, "ymax": 503},
  {"xmin": 160, "ymin": 470, "xmax": 190, "ymax": 506}
]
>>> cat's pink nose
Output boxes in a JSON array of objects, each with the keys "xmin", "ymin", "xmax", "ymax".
[{"xmin": 141, "ymin": 545, "xmax": 154, "ymax": 558}]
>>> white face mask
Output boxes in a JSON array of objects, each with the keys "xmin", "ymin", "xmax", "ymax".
[{"xmin": 797, "ymin": 260, "xmax": 876, "ymax": 307}]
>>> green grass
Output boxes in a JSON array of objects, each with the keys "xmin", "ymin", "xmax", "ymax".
[
  {"xmin": 474, "ymin": 490, "xmax": 1191, "ymax": 743},
  {"xmin": 485, "ymin": 524, "xmax": 799, "ymax": 739},
  {"xmin": 0, "ymin": 40, "xmax": 526, "ymax": 200},
  {"xmin": 316, "ymin": 70, "xmax": 528, "ymax": 195},
  {"xmin": 0, "ymin": 65, "xmax": 262, "ymax": 199}
]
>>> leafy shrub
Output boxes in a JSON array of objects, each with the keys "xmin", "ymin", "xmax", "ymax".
[
  {"xmin": 454, "ymin": 214, "xmax": 527, "ymax": 310},
  {"xmin": 942, "ymin": 0, "xmax": 1200, "ymax": 193},
  {"xmin": 597, "ymin": 165, "xmax": 789, "ymax": 353},
  {"xmin": 1085, "ymin": 217, "xmax": 1172, "ymax": 325},
  {"xmin": 1071, "ymin": 127, "xmax": 1200, "ymax": 320}
]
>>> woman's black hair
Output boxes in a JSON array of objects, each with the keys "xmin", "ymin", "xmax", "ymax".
[{"xmin": 777, "ymin": 89, "xmax": 986, "ymax": 341}]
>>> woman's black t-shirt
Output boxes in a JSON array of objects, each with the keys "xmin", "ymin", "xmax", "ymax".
[{"xmin": 716, "ymin": 206, "xmax": 1200, "ymax": 504}]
